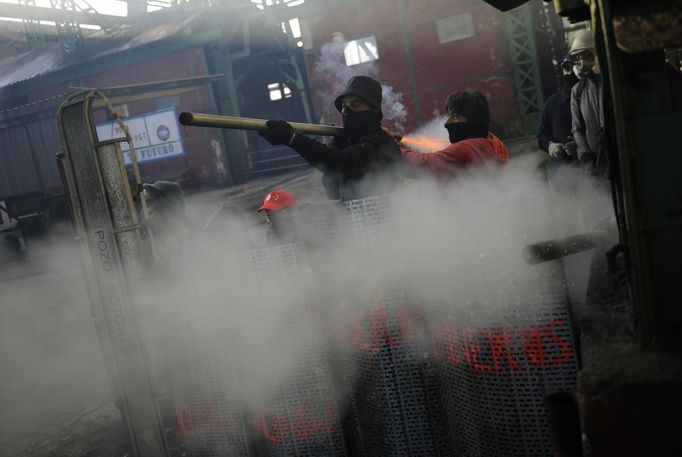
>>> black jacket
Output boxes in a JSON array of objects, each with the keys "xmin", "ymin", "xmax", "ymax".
[
  {"xmin": 537, "ymin": 87, "xmax": 573, "ymax": 153},
  {"xmin": 289, "ymin": 130, "xmax": 403, "ymax": 201}
]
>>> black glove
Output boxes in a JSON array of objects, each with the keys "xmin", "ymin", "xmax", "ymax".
[
  {"xmin": 258, "ymin": 120, "xmax": 295, "ymax": 146},
  {"xmin": 331, "ymin": 134, "xmax": 351, "ymax": 150}
]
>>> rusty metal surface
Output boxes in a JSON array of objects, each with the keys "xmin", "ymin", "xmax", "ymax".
[{"xmin": 613, "ymin": 3, "xmax": 682, "ymax": 53}]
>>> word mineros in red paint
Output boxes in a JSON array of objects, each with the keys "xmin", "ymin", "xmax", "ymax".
[
  {"xmin": 342, "ymin": 305, "xmax": 425, "ymax": 352},
  {"xmin": 434, "ymin": 319, "xmax": 573, "ymax": 371},
  {"xmin": 175, "ymin": 401, "xmax": 241, "ymax": 437},
  {"xmin": 252, "ymin": 401, "xmax": 338, "ymax": 443},
  {"xmin": 176, "ymin": 400, "xmax": 339, "ymax": 443}
]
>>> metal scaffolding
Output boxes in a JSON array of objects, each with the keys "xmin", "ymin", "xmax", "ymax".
[
  {"xmin": 19, "ymin": 0, "xmax": 46, "ymax": 49},
  {"xmin": 50, "ymin": 0, "xmax": 83, "ymax": 58},
  {"xmin": 505, "ymin": 2, "xmax": 544, "ymax": 135}
]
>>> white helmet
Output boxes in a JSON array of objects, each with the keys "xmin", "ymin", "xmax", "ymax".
[
  {"xmin": 570, "ymin": 30, "xmax": 594, "ymax": 55},
  {"xmin": 569, "ymin": 30, "xmax": 600, "ymax": 75}
]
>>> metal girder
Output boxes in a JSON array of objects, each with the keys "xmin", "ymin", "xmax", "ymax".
[
  {"xmin": 479, "ymin": 0, "xmax": 529, "ymax": 11},
  {"xmin": 50, "ymin": 0, "xmax": 82, "ymax": 58},
  {"xmin": 505, "ymin": 2, "xmax": 545, "ymax": 134},
  {"xmin": 19, "ymin": 0, "xmax": 46, "ymax": 49},
  {"xmin": 0, "ymin": 3, "xmax": 125, "ymax": 27}
]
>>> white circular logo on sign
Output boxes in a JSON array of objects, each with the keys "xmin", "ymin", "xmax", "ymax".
[{"xmin": 157, "ymin": 125, "xmax": 171, "ymax": 142}]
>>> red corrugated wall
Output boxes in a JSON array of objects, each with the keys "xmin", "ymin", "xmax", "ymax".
[
  {"xmin": 81, "ymin": 48, "xmax": 220, "ymax": 185},
  {"xmin": 25, "ymin": 47, "xmax": 223, "ymax": 187},
  {"xmin": 304, "ymin": 0, "xmax": 522, "ymax": 137}
]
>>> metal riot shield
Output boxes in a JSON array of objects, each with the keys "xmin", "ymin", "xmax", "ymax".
[
  {"xmin": 430, "ymin": 262, "xmax": 579, "ymax": 456},
  {"xmin": 172, "ymin": 252, "xmax": 251, "ymax": 457},
  {"xmin": 428, "ymin": 181, "xmax": 580, "ymax": 456},
  {"xmin": 170, "ymin": 241, "xmax": 346, "ymax": 457},
  {"xmin": 316, "ymin": 195, "xmax": 450, "ymax": 457},
  {"xmin": 240, "ymin": 243, "xmax": 347, "ymax": 457},
  {"xmin": 57, "ymin": 91, "xmax": 167, "ymax": 456}
]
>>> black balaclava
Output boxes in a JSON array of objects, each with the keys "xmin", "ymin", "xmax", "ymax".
[
  {"xmin": 563, "ymin": 72, "xmax": 579, "ymax": 89},
  {"xmin": 560, "ymin": 54, "xmax": 578, "ymax": 91},
  {"xmin": 443, "ymin": 91, "xmax": 490, "ymax": 144},
  {"xmin": 143, "ymin": 181, "xmax": 185, "ymax": 238},
  {"xmin": 270, "ymin": 209, "xmax": 298, "ymax": 244},
  {"xmin": 343, "ymin": 107, "xmax": 382, "ymax": 141},
  {"xmin": 444, "ymin": 122, "xmax": 488, "ymax": 144},
  {"xmin": 334, "ymin": 76, "xmax": 384, "ymax": 141}
]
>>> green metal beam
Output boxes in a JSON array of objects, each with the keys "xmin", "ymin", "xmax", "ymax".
[
  {"xmin": 505, "ymin": 3, "xmax": 544, "ymax": 135},
  {"xmin": 0, "ymin": 2, "xmax": 125, "ymax": 27}
]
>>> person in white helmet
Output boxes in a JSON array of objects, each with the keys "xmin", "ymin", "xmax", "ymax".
[{"xmin": 569, "ymin": 30, "xmax": 607, "ymax": 176}]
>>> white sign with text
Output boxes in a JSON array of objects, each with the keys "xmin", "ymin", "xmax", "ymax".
[{"xmin": 96, "ymin": 108, "xmax": 184, "ymax": 165}]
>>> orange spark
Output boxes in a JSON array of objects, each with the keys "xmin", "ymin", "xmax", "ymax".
[{"xmin": 400, "ymin": 135, "xmax": 448, "ymax": 152}]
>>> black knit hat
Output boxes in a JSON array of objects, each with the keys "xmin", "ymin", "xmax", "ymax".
[
  {"xmin": 143, "ymin": 180, "xmax": 185, "ymax": 214},
  {"xmin": 444, "ymin": 91, "xmax": 490, "ymax": 125},
  {"xmin": 334, "ymin": 76, "xmax": 383, "ymax": 119}
]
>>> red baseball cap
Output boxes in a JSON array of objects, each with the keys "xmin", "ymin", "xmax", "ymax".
[{"xmin": 259, "ymin": 189, "xmax": 297, "ymax": 212}]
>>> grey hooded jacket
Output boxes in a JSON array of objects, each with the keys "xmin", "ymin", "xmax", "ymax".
[{"xmin": 570, "ymin": 76, "xmax": 604, "ymax": 162}]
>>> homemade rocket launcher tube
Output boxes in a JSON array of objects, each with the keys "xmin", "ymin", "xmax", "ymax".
[
  {"xmin": 57, "ymin": 90, "xmax": 168, "ymax": 457},
  {"xmin": 522, "ymin": 229, "xmax": 611, "ymax": 265},
  {"xmin": 178, "ymin": 111, "xmax": 404, "ymax": 141}
]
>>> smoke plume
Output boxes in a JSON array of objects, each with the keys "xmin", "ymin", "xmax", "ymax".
[{"xmin": 314, "ymin": 33, "xmax": 408, "ymax": 130}]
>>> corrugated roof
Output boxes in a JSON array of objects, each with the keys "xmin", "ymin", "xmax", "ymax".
[
  {"xmin": 0, "ymin": 7, "xmax": 209, "ymax": 90},
  {"xmin": 0, "ymin": 46, "xmax": 63, "ymax": 88}
]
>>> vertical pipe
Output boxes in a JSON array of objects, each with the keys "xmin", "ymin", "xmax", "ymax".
[{"xmin": 398, "ymin": 0, "xmax": 424, "ymax": 125}]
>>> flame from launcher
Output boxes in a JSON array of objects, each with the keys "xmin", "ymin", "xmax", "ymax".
[{"xmin": 399, "ymin": 135, "xmax": 449, "ymax": 152}]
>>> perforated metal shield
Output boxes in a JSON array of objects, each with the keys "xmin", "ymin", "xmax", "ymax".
[
  {"xmin": 171, "ymin": 255, "xmax": 251, "ymax": 457},
  {"xmin": 173, "ymin": 244, "xmax": 347, "ymax": 457},
  {"xmin": 241, "ymin": 243, "xmax": 347, "ymax": 457},
  {"xmin": 430, "ymin": 261, "xmax": 579, "ymax": 456},
  {"xmin": 168, "ymin": 187, "xmax": 579, "ymax": 457},
  {"xmin": 327, "ymin": 196, "xmax": 449, "ymax": 456}
]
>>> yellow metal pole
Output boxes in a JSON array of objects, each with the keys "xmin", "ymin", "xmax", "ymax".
[{"xmin": 178, "ymin": 112, "xmax": 402, "ymax": 140}]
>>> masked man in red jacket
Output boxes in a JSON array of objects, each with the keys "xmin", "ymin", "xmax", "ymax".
[{"xmin": 402, "ymin": 91, "xmax": 509, "ymax": 179}]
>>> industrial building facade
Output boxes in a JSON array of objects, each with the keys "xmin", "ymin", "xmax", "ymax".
[{"xmin": 0, "ymin": 0, "xmax": 563, "ymax": 201}]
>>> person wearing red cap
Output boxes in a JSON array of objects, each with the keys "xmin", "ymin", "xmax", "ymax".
[
  {"xmin": 259, "ymin": 189, "xmax": 298, "ymax": 245},
  {"xmin": 401, "ymin": 91, "xmax": 509, "ymax": 179}
]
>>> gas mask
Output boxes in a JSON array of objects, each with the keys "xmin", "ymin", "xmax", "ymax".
[
  {"xmin": 572, "ymin": 50, "xmax": 598, "ymax": 77},
  {"xmin": 563, "ymin": 71, "xmax": 579, "ymax": 88}
]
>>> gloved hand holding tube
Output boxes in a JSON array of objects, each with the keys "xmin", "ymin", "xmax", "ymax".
[
  {"xmin": 548, "ymin": 141, "xmax": 567, "ymax": 159},
  {"xmin": 258, "ymin": 120, "xmax": 296, "ymax": 146},
  {"xmin": 564, "ymin": 136, "xmax": 577, "ymax": 157}
]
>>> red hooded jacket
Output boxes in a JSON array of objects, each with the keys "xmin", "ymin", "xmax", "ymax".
[{"xmin": 401, "ymin": 134, "xmax": 509, "ymax": 178}]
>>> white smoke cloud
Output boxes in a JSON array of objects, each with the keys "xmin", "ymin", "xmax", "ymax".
[
  {"xmin": 1, "ymin": 151, "xmax": 617, "ymax": 455},
  {"xmin": 314, "ymin": 33, "xmax": 407, "ymax": 130}
]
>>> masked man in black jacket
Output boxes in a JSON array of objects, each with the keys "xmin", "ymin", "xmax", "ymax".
[{"xmin": 258, "ymin": 76, "xmax": 403, "ymax": 201}]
